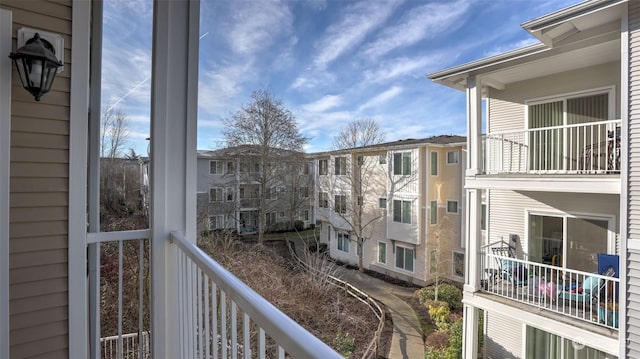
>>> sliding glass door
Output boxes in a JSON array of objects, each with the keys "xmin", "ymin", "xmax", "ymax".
[
  {"xmin": 528, "ymin": 213, "xmax": 609, "ymax": 273},
  {"xmin": 526, "ymin": 326, "xmax": 615, "ymax": 358}
]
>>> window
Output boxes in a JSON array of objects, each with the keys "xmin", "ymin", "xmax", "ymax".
[
  {"xmin": 302, "ymin": 163, "xmax": 309, "ymax": 175},
  {"xmin": 209, "ymin": 188, "xmax": 223, "ymax": 202},
  {"xmin": 452, "ymin": 251, "xmax": 464, "ymax": 278},
  {"xmin": 226, "ymin": 188, "xmax": 234, "ymax": 202},
  {"xmin": 335, "ymin": 194, "xmax": 347, "ymax": 214},
  {"xmin": 265, "ymin": 187, "xmax": 276, "ymax": 200},
  {"xmin": 393, "ymin": 200, "xmax": 411, "ymax": 224},
  {"xmin": 299, "ymin": 186, "xmax": 309, "ymax": 198},
  {"xmin": 279, "ymin": 211, "xmax": 285, "ymax": 218},
  {"xmin": 395, "ymin": 246, "xmax": 414, "ymax": 272},
  {"xmin": 447, "ymin": 200, "xmax": 458, "ymax": 214},
  {"xmin": 209, "ymin": 215, "xmax": 224, "ymax": 230},
  {"xmin": 379, "ymin": 153, "xmax": 387, "ymax": 164},
  {"xmin": 303, "ymin": 210, "xmax": 309, "ymax": 221},
  {"xmin": 525, "ymin": 326, "xmax": 614, "ymax": 359},
  {"xmin": 226, "ymin": 161, "xmax": 234, "ymax": 173},
  {"xmin": 528, "ymin": 213, "xmax": 610, "ymax": 273},
  {"xmin": 481, "ymin": 204, "xmax": 487, "ymax": 231},
  {"xmin": 378, "ymin": 242, "xmax": 387, "ymax": 264},
  {"xmin": 528, "ymin": 91, "xmax": 610, "ymax": 171},
  {"xmin": 266, "ymin": 212, "xmax": 276, "ymax": 225},
  {"xmin": 318, "ymin": 159, "xmax": 328, "ymax": 175},
  {"xmin": 209, "ymin": 160, "xmax": 223, "ymax": 174},
  {"xmin": 319, "ymin": 192, "xmax": 329, "ymax": 208},
  {"xmin": 430, "ymin": 200, "xmax": 438, "ymax": 225},
  {"xmin": 393, "ymin": 152, "xmax": 411, "ymax": 175},
  {"xmin": 447, "ymin": 151, "xmax": 459, "ymax": 164},
  {"xmin": 379, "ymin": 198, "xmax": 387, "ymax": 209},
  {"xmin": 335, "ymin": 157, "xmax": 347, "ymax": 175},
  {"xmin": 430, "ymin": 152, "xmax": 438, "ymax": 176},
  {"xmin": 356, "ymin": 154, "xmax": 364, "ymax": 166},
  {"xmin": 337, "ymin": 233, "xmax": 350, "ymax": 252}
]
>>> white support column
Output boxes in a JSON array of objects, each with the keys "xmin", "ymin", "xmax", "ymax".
[
  {"xmin": 150, "ymin": 0, "xmax": 200, "ymax": 357},
  {"xmin": 68, "ymin": 1, "xmax": 92, "ymax": 357},
  {"xmin": 466, "ymin": 76, "xmax": 483, "ymax": 176},
  {"xmin": 462, "ymin": 304, "xmax": 479, "ymax": 359},
  {"xmin": 465, "ymin": 188, "xmax": 482, "ymax": 293}
]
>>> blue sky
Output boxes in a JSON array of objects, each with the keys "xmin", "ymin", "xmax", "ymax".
[{"xmin": 101, "ymin": 0, "xmax": 578, "ymax": 156}]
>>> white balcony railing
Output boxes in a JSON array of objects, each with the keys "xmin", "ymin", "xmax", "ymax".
[
  {"xmin": 90, "ymin": 230, "xmax": 340, "ymax": 359},
  {"xmin": 171, "ymin": 231, "xmax": 342, "ymax": 358},
  {"xmin": 484, "ymin": 119, "xmax": 621, "ymax": 175},
  {"xmin": 481, "ymin": 252, "xmax": 620, "ymax": 330}
]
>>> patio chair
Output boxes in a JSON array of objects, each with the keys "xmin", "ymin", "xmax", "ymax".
[{"xmin": 492, "ymin": 246, "xmax": 528, "ymax": 286}]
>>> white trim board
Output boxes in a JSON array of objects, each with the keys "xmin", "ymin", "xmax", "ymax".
[{"xmin": 0, "ymin": 9, "xmax": 12, "ymax": 359}]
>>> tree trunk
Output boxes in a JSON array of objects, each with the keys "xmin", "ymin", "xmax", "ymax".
[{"xmin": 358, "ymin": 239, "xmax": 364, "ymax": 272}]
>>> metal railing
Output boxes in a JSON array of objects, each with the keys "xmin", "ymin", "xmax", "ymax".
[
  {"xmin": 482, "ymin": 252, "xmax": 619, "ymax": 329},
  {"xmin": 101, "ymin": 332, "xmax": 150, "ymax": 359},
  {"xmin": 171, "ymin": 231, "xmax": 342, "ymax": 358},
  {"xmin": 484, "ymin": 119, "xmax": 621, "ymax": 175}
]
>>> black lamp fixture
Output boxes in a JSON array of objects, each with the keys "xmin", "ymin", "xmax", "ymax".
[{"xmin": 8, "ymin": 33, "xmax": 63, "ymax": 101}]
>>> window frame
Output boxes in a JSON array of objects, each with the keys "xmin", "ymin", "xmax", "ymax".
[
  {"xmin": 446, "ymin": 150, "xmax": 459, "ymax": 164},
  {"xmin": 393, "ymin": 152, "xmax": 411, "ymax": 176},
  {"xmin": 318, "ymin": 159, "xmax": 328, "ymax": 175},
  {"xmin": 377, "ymin": 241, "xmax": 387, "ymax": 264},
  {"xmin": 430, "ymin": 151, "xmax": 438, "ymax": 176},
  {"xmin": 393, "ymin": 199, "xmax": 411, "ymax": 224},
  {"xmin": 209, "ymin": 187, "xmax": 223, "ymax": 202},
  {"xmin": 379, "ymin": 198, "xmax": 387, "ymax": 209},
  {"xmin": 334, "ymin": 156, "xmax": 347, "ymax": 176},
  {"xmin": 209, "ymin": 215, "xmax": 225, "ymax": 230},
  {"xmin": 395, "ymin": 245, "xmax": 414, "ymax": 272},
  {"xmin": 452, "ymin": 251, "xmax": 464, "ymax": 278},
  {"xmin": 337, "ymin": 232, "xmax": 350, "ymax": 253},
  {"xmin": 446, "ymin": 200, "xmax": 458, "ymax": 214},
  {"xmin": 209, "ymin": 160, "xmax": 223, "ymax": 175},
  {"xmin": 334, "ymin": 194, "xmax": 347, "ymax": 214},
  {"xmin": 379, "ymin": 153, "xmax": 387, "ymax": 164}
]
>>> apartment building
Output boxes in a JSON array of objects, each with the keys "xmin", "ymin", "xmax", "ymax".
[
  {"xmin": 0, "ymin": 1, "xmax": 338, "ymax": 357},
  {"xmin": 313, "ymin": 135, "xmax": 466, "ymax": 286},
  {"xmin": 196, "ymin": 146, "xmax": 314, "ymax": 234},
  {"xmin": 430, "ymin": 1, "xmax": 636, "ymax": 358}
]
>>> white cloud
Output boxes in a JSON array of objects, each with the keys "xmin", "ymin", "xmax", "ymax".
[
  {"xmin": 301, "ymin": 95, "xmax": 344, "ymax": 113},
  {"xmin": 312, "ymin": 0, "xmax": 402, "ymax": 69},
  {"xmin": 358, "ymin": 86, "xmax": 402, "ymax": 111},
  {"xmin": 363, "ymin": 55, "xmax": 447, "ymax": 83},
  {"xmin": 227, "ymin": 0, "xmax": 293, "ymax": 56},
  {"xmin": 483, "ymin": 38, "xmax": 540, "ymax": 57},
  {"xmin": 197, "ymin": 61, "xmax": 255, "ymax": 116},
  {"xmin": 362, "ymin": 0, "xmax": 471, "ymax": 59}
]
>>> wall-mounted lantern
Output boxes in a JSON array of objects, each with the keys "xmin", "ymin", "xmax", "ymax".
[{"xmin": 8, "ymin": 32, "xmax": 63, "ymax": 101}]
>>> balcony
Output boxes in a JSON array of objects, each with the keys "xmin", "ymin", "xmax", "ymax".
[
  {"xmin": 90, "ymin": 231, "xmax": 340, "ymax": 359},
  {"xmin": 480, "ymin": 250, "xmax": 620, "ymax": 331},
  {"xmin": 484, "ymin": 120, "xmax": 621, "ymax": 175}
]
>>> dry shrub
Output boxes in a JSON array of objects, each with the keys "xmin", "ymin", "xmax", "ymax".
[
  {"xmin": 200, "ymin": 238, "xmax": 378, "ymax": 358},
  {"xmin": 426, "ymin": 329, "xmax": 450, "ymax": 349}
]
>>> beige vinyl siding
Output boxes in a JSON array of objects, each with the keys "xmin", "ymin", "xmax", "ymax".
[
  {"xmin": 628, "ymin": 1, "xmax": 640, "ymax": 356},
  {"xmin": 487, "ymin": 61, "xmax": 621, "ymax": 134},
  {"xmin": 485, "ymin": 311, "xmax": 522, "ymax": 359},
  {"xmin": 489, "ymin": 190, "xmax": 619, "ymax": 257},
  {"xmin": 2, "ymin": 0, "xmax": 72, "ymax": 357}
]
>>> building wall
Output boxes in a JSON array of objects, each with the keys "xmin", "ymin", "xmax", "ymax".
[
  {"xmin": 1, "ymin": 1, "xmax": 72, "ymax": 357},
  {"xmin": 488, "ymin": 190, "xmax": 619, "ymax": 259},
  {"xmin": 484, "ymin": 312, "xmax": 522, "ymax": 359},
  {"xmin": 425, "ymin": 145, "xmax": 464, "ymax": 282},
  {"xmin": 488, "ymin": 61, "xmax": 621, "ymax": 134},
  {"xmin": 627, "ymin": 1, "xmax": 640, "ymax": 357}
]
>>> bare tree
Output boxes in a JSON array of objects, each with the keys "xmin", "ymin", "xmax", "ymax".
[
  {"xmin": 330, "ymin": 118, "xmax": 386, "ymax": 271},
  {"xmin": 223, "ymin": 88, "xmax": 308, "ymax": 244},
  {"xmin": 101, "ymin": 107, "xmax": 130, "ymax": 158}
]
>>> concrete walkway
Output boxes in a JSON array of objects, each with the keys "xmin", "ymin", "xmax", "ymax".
[{"xmin": 336, "ymin": 267, "xmax": 425, "ymax": 359}]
